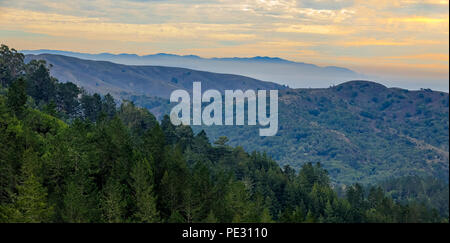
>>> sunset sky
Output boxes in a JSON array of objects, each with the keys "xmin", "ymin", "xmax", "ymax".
[{"xmin": 0, "ymin": 0, "xmax": 448, "ymax": 90}]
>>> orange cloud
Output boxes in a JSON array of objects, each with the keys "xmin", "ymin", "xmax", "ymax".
[
  {"xmin": 389, "ymin": 17, "xmax": 448, "ymax": 24},
  {"xmin": 338, "ymin": 38, "xmax": 445, "ymax": 46},
  {"xmin": 275, "ymin": 24, "xmax": 354, "ymax": 35}
]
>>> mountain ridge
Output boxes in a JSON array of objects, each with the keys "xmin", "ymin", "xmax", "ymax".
[
  {"xmin": 24, "ymin": 53, "xmax": 285, "ymax": 99},
  {"xmin": 21, "ymin": 49, "xmax": 332, "ymax": 65},
  {"xmin": 21, "ymin": 49, "xmax": 365, "ymax": 89}
]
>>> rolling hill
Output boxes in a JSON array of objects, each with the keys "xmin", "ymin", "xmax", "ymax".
[
  {"xmin": 196, "ymin": 81, "xmax": 449, "ymax": 184},
  {"xmin": 21, "ymin": 50, "xmax": 365, "ymax": 89},
  {"xmin": 24, "ymin": 54, "xmax": 284, "ymax": 99},
  {"xmin": 131, "ymin": 81, "xmax": 449, "ymax": 185}
]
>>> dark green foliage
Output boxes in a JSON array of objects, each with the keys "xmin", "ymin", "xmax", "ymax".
[
  {"xmin": 117, "ymin": 100, "xmax": 157, "ymax": 135},
  {"xmin": 12, "ymin": 165, "xmax": 54, "ymax": 223},
  {"xmin": 81, "ymin": 92, "xmax": 102, "ymax": 121},
  {"xmin": 26, "ymin": 62, "xmax": 57, "ymax": 104},
  {"xmin": 379, "ymin": 176, "xmax": 449, "ymax": 218},
  {"xmin": 0, "ymin": 45, "xmax": 25, "ymax": 87},
  {"xmin": 6, "ymin": 78, "xmax": 27, "ymax": 117},
  {"xmin": 102, "ymin": 94, "xmax": 116, "ymax": 119},
  {"xmin": 0, "ymin": 91, "xmax": 446, "ymax": 223},
  {"xmin": 130, "ymin": 157, "xmax": 159, "ymax": 222},
  {"xmin": 56, "ymin": 82, "xmax": 80, "ymax": 116}
]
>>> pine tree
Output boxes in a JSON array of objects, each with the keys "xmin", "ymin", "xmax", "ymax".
[
  {"xmin": 260, "ymin": 207, "xmax": 274, "ymax": 223},
  {"xmin": 368, "ymin": 186, "xmax": 385, "ymax": 209},
  {"xmin": 161, "ymin": 115, "xmax": 178, "ymax": 145},
  {"xmin": 102, "ymin": 93, "xmax": 116, "ymax": 118},
  {"xmin": 204, "ymin": 210, "xmax": 218, "ymax": 223},
  {"xmin": 27, "ymin": 63, "xmax": 56, "ymax": 104},
  {"xmin": 81, "ymin": 92, "xmax": 102, "ymax": 121},
  {"xmin": 292, "ymin": 204, "xmax": 306, "ymax": 222},
  {"xmin": 225, "ymin": 181, "xmax": 252, "ymax": 223},
  {"xmin": 101, "ymin": 179, "xmax": 126, "ymax": 223},
  {"xmin": 11, "ymin": 148, "xmax": 53, "ymax": 223},
  {"xmin": 346, "ymin": 183, "xmax": 366, "ymax": 222},
  {"xmin": 56, "ymin": 82, "xmax": 80, "ymax": 116},
  {"xmin": 62, "ymin": 174, "xmax": 100, "ymax": 223},
  {"xmin": 6, "ymin": 77, "xmax": 27, "ymax": 117},
  {"xmin": 305, "ymin": 210, "xmax": 316, "ymax": 223},
  {"xmin": 168, "ymin": 210, "xmax": 185, "ymax": 223},
  {"xmin": 14, "ymin": 173, "xmax": 53, "ymax": 222},
  {"xmin": 160, "ymin": 147, "xmax": 189, "ymax": 218},
  {"xmin": 131, "ymin": 157, "xmax": 159, "ymax": 223},
  {"xmin": 141, "ymin": 123, "xmax": 166, "ymax": 183}
]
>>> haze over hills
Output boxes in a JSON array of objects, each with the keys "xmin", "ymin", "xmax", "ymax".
[
  {"xmin": 24, "ymin": 54, "xmax": 284, "ymax": 99},
  {"xmin": 22, "ymin": 53, "xmax": 450, "ymax": 185},
  {"xmin": 21, "ymin": 49, "xmax": 366, "ymax": 89}
]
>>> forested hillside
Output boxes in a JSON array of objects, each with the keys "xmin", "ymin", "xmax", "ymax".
[
  {"xmin": 192, "ymin": 81, "xmax": 449, "ymax": 184},
  {"xmin": 1, "ymin": 44, "xmax": 448, "ymax": 223},
  {"xmin": 23, "ymin": 51, "xmax": 449, "ymax": 185},
  {"xmin": 129, "ymin": 81, "xmax": 450, "ymax": 185}
]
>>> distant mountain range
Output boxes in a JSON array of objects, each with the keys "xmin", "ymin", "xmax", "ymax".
[
  {"xmin": 21, "ymin": 49, "xmax": 366, "ymax": 89},
  {"xmin": 23, "ymin": 53, "xmax": 449, "ymax": 185},
  {"xmin": 24, "ymin": 54, "xmax": 284, "ymax": 99}
]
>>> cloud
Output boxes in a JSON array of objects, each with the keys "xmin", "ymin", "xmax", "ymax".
[
  {"xmin": 275, "ymin": 24, "xmax": 354, "ymax": 34},
  {"xmin": 0, "ymin": 7, "xmax": 258, "ymax": 43},
  {"xmin": 390, "ymin": 17, "xmax": 447, "ymax": 24},
  {"xmin": 385, "ymin": 1, "xmax": 449, "ymax": 15},
  {"xmin": 385, "ymin": 53, "xmax": 449, "ymax": 62},
  {"xmin": 297, "ymin": 0, "xmax": 355, "ymax": 10},
  {"xmin": 337, "ymin": 38, "xmax": 446, "ymax": 47}
]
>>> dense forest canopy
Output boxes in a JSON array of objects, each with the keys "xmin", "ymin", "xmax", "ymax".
[{"xmin": 0, "ymin": 44, "xmax": 448, "ymax": 223}]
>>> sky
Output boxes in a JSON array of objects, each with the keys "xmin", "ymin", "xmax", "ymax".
[{"xmin": 0, "ymin": 0, "xmax": 448, "ymax": 90}]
